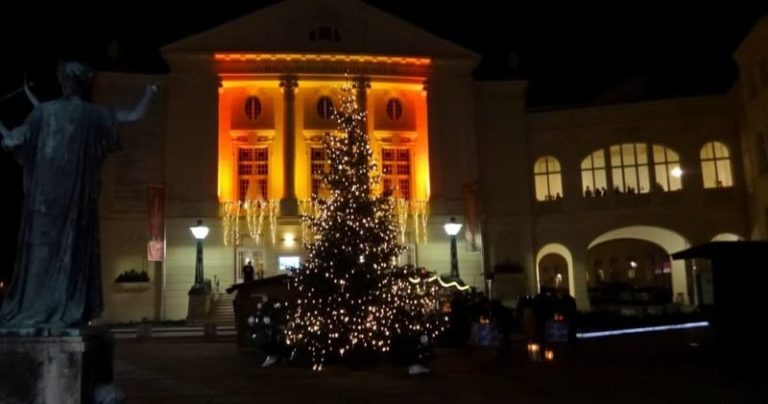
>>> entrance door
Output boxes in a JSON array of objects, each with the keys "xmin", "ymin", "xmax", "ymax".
[{"xmin": 235, "ymin": 247, "xmax": 264, "ymax": 283}]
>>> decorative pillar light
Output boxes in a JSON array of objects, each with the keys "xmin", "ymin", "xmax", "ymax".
[
  {"xmin": 189, "ymin": 220, "xmax": 210, "ymax": 294},
  {"xmin": 444, "ymin": 217, "xmax": 463, "ymax": 282}
]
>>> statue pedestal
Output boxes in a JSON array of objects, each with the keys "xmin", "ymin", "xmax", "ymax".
[
  {"xmin": 187, "ymin": 290, "xmax": 212, "ymax": 325},
  {"xmin": 0, "ymin": 329, "xmax": 115, "ymax": 404}
]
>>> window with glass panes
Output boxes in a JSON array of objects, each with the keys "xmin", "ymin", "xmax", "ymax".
[
  {"xmin": 310, "ymin": 146, "xmax": 329, "ymax": 196},
  {"xmin": 381, "ymin": 147, "xmax": 411, "ymax": 199},
  {"xmin": 317, "ymin": 97, "xmax": 334, "ymax": 120},
  {"xmin": 700, "ymin": 141, "xmax": 733, "ymax": 188},
  {"xmin": 533, "ymin": 156, "xmax": 562, "ymax": 201},
  {"xmin": 610, "ymin": 143, "xmax": 650, "ymax": 193},
  {"xmin": 238, "ymin": 147, "xmax": 269, "ymax": 200},
  {"xmin": 652, "ymin": 145, "xmax": 682, "ymax": 191},
  {"xmin": 581, "ymin": 150, "xmax": 607, "ymax": 195}
]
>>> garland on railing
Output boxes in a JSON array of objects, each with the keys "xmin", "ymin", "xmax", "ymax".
[
  {"xmin": 268, "ymin": 200, "xmax": 280, "ymax": 244},
  {"xmin": 221, "ymin": 199, "xmax": 280, "ymax": 246},
  {"xmin": 412, "ymin": 200, "xmax": 429, "ymax": 244},
  {"xmin": 223, "ymin": 198, "xmax": 423, "ymax": 246},
  {"xmin": 393, "ymin": 198, "xmax": 430, "ymax": 245},
  {"xmin": 299, "ymin": 199, "xmax": 324, "ymax": 245},
  {"xmin": 244, "ymin": 200, "xmax": 268, "ymax": 244},
  {"xmin": 221, "ymin": 201, "xmax": 241, "ymax": 246},
  {"xmin": 395, "ymin": 198, "xmax": 409, "ymax": 244}
]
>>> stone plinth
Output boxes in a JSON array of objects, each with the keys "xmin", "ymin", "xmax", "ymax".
[
  {"xmin": 187, "ymin": 292, "xmax": 212, "ymax": 325},
  {"xmin": 0, "ymin": 329, "xmax": 114, "ymax": 404}
]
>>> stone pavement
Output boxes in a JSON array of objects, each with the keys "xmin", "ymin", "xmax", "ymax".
[{"xmin": 114, "ymin": 330, "xmax": 759, "ymax": 403}]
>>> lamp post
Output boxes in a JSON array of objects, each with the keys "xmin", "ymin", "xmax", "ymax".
[
  {"xmin": 444, "ymin": 217, "xmax": 463, "ymax": 282},
  {"xmin": 187, "ymin": 220, "xmax": 212, "ymax": 324},
  {"xmin": 189, "ymin": 220, "xmax": 210, "ymax": 294}
]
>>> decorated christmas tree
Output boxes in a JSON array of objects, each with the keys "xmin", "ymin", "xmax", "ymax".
[
  {"xmin": 286, "ymin": 80, "xmax": 444, "ymax": 370},
  {"xmin": 286, "ymin": 81, "xmax": 403, "ymax": 370}
]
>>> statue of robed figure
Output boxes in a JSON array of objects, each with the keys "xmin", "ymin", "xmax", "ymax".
[{"xmin": 0, "ymin": 61, "xmax": 158, "ymax": 328}]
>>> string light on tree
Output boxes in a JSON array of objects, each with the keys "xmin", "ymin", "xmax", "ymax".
[{"xmin": 286, "ymin": 79, "xmax": 443, "ymax": 369}]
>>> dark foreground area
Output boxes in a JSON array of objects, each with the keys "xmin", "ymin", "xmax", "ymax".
[{"xmin": 114, "ymin": 329, "xmax": 759, "ymax": 404}]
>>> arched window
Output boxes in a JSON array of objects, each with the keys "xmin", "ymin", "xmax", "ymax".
[
  {"xmin": 317, "ymin": 96, "xmax": 334, "ymax": 120},
  {"xmin": 533, "ymin": 156, "xmax": 562, "ymax": 201},
  {"xmin": 386, "ymin": 99, "xmax": 403, "ymax": 121},
  {"xmin": 652, "ymin": 145, "xmax": 682, "ymax": 191},
  {"xmin": 581, "ymin": 150, "xmax": 607, "ymax": 196},
  {"xmin": 244, "ymin": 96, "xmax": 261, "ymax": 120},
  {"xmin": 610, "ymin": 143, "xmax": 649, "ymax": 193},
  {"xmin": 700, "ymin": 141, "xmax": 733, "ymax": 188}
]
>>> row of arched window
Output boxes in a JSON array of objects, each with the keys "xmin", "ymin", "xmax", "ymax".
[
  {"xmin": 243, "ymin": 96, "xmax": 404, "ymax": 121},
  {"xmin": 534, "ymin": 141, "xmax": 733, "ymax": 201}
]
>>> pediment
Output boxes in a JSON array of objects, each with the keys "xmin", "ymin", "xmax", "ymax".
[{"xmin": 162, "ymin": 0, "xmax": 479, "ymax": 62}]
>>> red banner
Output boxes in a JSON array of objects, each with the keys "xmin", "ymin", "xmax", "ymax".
[{"xmin": 147, "ymin": 185, "xmax": 165, "ymax": 261}]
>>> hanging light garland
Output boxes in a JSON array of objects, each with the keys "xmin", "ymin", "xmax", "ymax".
[
  {"xmin": 221, "ymin": 201, "xmax": 241, "ymax": 246},
  {"xmin": 268, "ymin": 199, "xmax": 280, "ymax": 244}
]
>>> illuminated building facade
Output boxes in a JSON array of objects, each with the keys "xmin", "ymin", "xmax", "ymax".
[{"xmin": 93, "ymin": 1, "xmax": 767, "ymax": 322}]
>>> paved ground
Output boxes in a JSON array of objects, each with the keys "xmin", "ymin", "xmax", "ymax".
[{"xmin": 114, "ymin": 329, "xmax": 760, "ymax": 403}]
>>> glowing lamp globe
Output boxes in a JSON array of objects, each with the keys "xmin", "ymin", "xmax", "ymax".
[{"xmin": 190, "ymin": 220, "xmax": 210, "ymax": 240}]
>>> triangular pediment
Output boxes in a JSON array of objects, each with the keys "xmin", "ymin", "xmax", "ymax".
[{"xmin": 162, "ymin": 0, "xmax": 479, "ymax": 61}]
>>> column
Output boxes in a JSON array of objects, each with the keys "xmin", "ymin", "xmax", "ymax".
[
  {"xmin": 280, "ymin": 76, "xmax": 299, "ymax": 216},
  {"xmin": 353, "ymin": 76, "xmax": 371, "ymax": 133},
  {"xmin": 569, "ymin": 248, "xmax": 591, "ymax": 311}
]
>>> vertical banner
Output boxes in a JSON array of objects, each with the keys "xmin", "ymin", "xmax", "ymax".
[
  {"xmin": 463, "ymin": 182, "xmax": 480, "ymax": 251},
  {"xmin": 147, "ymin": 185, "xmax": 165, "ymax": 261}
]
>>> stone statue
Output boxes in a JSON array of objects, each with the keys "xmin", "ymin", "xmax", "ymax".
[{"xmin": 0, "ymin": 61, "xmax": 158, "ymax": 328}]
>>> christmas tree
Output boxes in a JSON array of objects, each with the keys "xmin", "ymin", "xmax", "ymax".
[
  {"xmin": 286, "ymin": 80, "xmax": 444, "ymax": 371},
  {"xmin": 286, "ymin": 81, "xmax": 404, "ymax": 370}
]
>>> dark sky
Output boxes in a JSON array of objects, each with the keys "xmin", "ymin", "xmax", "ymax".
[{"xmin": 0, "ymin": 1, "xmax": 766, "ymax": 279}]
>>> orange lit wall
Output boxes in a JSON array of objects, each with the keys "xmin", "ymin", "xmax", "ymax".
[
  {"xmin": 370, "ymin": 82, "xmax": 431, "ymax": 202},
  {"xmin": 218, "ymin": 79, "xmax": 284, "ymax": 203},
  {"xmin": 218, "ymin": 87, "xmax": 234, "ymax": 201},
  {"xmin": 218, "ymin": 75, "xmax": 430, "ymax": 205},
  {"xmin": 414, "ymin": 87, "xmax": 431, "ymax": 201}
]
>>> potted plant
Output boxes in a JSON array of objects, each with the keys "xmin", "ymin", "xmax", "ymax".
[{"xmin": 113, "ymin": 269, "xmax": 151, "ymax": 292}]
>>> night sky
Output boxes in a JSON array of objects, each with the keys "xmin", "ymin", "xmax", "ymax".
[{"xmin": 0, "ymin": 1, "xmax": 765, "ymax": 280}]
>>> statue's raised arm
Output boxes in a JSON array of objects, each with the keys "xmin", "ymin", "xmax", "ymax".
[
  {"xmin": 24, "ymin": 75, "xmax": 39, "ymax": 107},
  {"xmin": 116, "ymin": 83, "xmax": 159, "ymax": 123}
]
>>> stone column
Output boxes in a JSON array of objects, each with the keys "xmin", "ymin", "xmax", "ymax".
[
  {"xmin": 353, "ymin": 76, "xmax": 371, "ymax": 132},
  {"xmin": 280, "ymin": 76, "xmax": 299, "ymax": 216},
  {"xmin": 569, "ymin": 248, "xmax": 591, "ymax": 311}
]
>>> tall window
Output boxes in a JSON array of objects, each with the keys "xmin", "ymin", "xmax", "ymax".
[
  {"xmin": 652, "ymin": 145, "xmax": 682, "ymax": 191},
  {"xmin": 610, "ymin": 143, "xmax": 649, "ymax": 193},
  {"xmin": 700, "ymin": 141, "xmax": 733, "ymax": 188},
  {"xmin": 581, "ymin": 150, "xmax": 607, "ymax": 195},
  {"xmin": 310, "ymin": 146, "xmax": 329, "ymax": 196},
  {"xmin": 533, "ymin": 156, "xmax": 562, "ymax": 201},
  {"xmin": 317, "ymin": 97, "xmax": 334, "ymax": 120},
  {"xmin": 238, "ymin": 147, "xmax": 268, "ymax": 200},
  {"xmin": 244, "ymin": 96, "xmax": 262, "ymax": 120},
  {"xmin": 386, "ymin": 99, "xmax": 403, "ymax": 121},
  {"xmin": 382, "ymin": 147, "xmax": 410, "ymax": 199}
]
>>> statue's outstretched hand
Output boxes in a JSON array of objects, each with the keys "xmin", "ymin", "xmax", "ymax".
[{"xmin": 24, "ymin": 75, "xmax": 40, "ymax": 107}]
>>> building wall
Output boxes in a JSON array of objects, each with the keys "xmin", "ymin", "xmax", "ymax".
[
  {"xmin": 734, "ymin": 16, "xmax": 768, "ymax": 240},
  {"xmin": 93, "ymin": 10, "xmax": 766, "ymax": 322},
  {"xmin": 523, "ymin": 96, "xmax": 747, "ymax": 308}
]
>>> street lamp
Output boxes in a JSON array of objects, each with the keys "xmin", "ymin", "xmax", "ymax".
[
  {"xmin": 444, "ymin": 217, "xmax": 463, "ymax": 282},
  {"xmin": 189, "ymin": 219, "xmax": 210, "ymax": 295}
]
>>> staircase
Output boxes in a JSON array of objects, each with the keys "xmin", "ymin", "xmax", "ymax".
[{"xmin": 207, "ymin": 293, "xmax": 236, "ymax": 325}]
